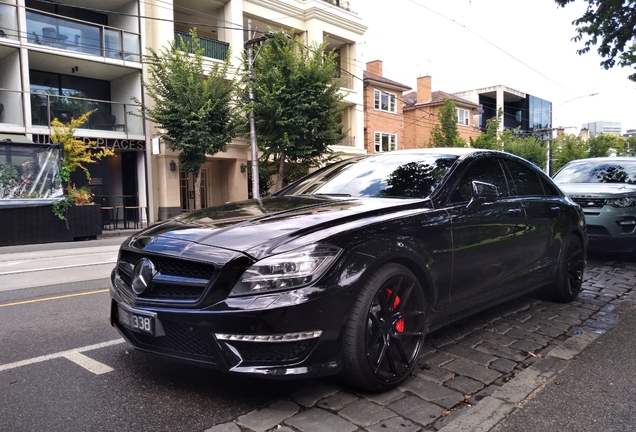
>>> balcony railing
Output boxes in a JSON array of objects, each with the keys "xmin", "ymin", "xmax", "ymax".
[
  {"xmin": 317, "ymin": 0, "xmax": 352, "ymax": 11},
  {"xmin": 0, "ymin": 89, "xmax": 24, "ymax": 126},
  {"xmin": 27, "ymin": 91, "xmax": 143, "ymax": 135},
  {"xmin": 174, "ymin": 30, "xmax": 229, "ymax": 61},
  {"xmin": 26, "ymin": 9, "xmax": 141, "ymax": 62},
  {"xmin": 0, "ymin": 3, "xmax": 19, "ymax": 41}
]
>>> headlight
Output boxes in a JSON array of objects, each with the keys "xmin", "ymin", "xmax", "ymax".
[
  {"xmin": 229, "ymin": 244, "xmax": 343, "ymax": 297},
  {"xmin": 607, "ymin": 197, "xmax": 636, "ymax": 208}
]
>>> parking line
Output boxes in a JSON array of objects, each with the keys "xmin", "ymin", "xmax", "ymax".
[
  {"xmin": 0, "ymin": 289, "xmax": 109, "ymax": 308},
  {"xmin": 0, "ymin": 339, "xmax": 125, "ymax": 373},
  {"xmin": 63, "ymin": 351, "xmax": 114, "ymax": 375}
]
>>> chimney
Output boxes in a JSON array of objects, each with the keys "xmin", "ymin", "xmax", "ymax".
[
  {"xmin": 417, "ymin": 76, "xmax": 432, "ymax": 104},
  {"xmin": 366, "ymin": 60, "xmax": 383, "ymax": 76}
]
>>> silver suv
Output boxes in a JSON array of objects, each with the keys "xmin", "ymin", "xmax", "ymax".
[{"xmin": 553, "ymin": 157, "xmax": 636, "ymax": 252}]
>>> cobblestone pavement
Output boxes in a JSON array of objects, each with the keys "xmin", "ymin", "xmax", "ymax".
[{"xmin": 205, "ymin": 257, "xmax": 636, "ymax": 432}]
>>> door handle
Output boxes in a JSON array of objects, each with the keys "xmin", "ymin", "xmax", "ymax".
[
  {"xmin": 551, "ymin": 206, "xmax": 561, "ymax": 213},
  {"xmin": 507, "ymin": 208, "xmax": 522, "ymax": 215}
]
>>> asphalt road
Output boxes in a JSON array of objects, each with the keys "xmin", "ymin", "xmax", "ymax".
[{"xmin": 0, "ymin": 238, "xmax": 307, "ymax": 432}]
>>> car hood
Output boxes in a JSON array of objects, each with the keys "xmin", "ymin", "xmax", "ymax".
[
  {"xmin": 555, "ymin": 182, "xmax": 636, "ymax": 198},
  {"xmin": 133, "ymin": 195, "xmax": 427, "ymax": 259}
]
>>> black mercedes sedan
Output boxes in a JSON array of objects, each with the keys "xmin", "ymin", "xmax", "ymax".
[{"xmin": 109, "ymin": 148, "xmax": 587, "ymax": 391}]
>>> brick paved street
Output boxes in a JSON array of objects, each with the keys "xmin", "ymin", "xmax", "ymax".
[{"xmin": 206, "ymin": 256, "xmax": 636, "ymax": 432}]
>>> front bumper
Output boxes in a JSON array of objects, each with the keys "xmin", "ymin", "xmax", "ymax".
[
  {"xmin": 582, "ymin": 207, "xmax": 636, "ymax": 252},
  {"xmin": 109, "ymin": 273, "xmax": 350, "ymax": 379}
]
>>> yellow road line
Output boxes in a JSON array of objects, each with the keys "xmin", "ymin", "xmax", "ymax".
[{"xmin": 0, "ymin": 289, "xmax": 109, "ymax": 308}]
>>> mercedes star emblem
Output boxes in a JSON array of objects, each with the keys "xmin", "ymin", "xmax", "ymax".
[{"xmin": 131, "ymin": 258, "xmax": 156, "ymax": 295}]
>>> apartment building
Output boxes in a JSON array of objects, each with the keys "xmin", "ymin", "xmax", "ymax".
[
  {"xmin": 581, "ymin": 120, "xmax": 622, "ymax": 137},
  {"xmin": 0, "ymin": 0, "xmax": 148, "ymax": 220},
  {"xmin": 0, "ymin": 0, "xmax": 367, "ymax": 224},
  {"xmin": 146, "ymin": 0, "xmax": 367, "ymax": 220},
  {"xmin": 363, "ymin": 60, "xmax": 411, "ymax": 153},
  {"xmin": 454, "ymin": 85, "xmax": 553, "ymax": 136},
  {"xmin": 403, "ymin": 76, "xmax": 481, "ymax": 147}
]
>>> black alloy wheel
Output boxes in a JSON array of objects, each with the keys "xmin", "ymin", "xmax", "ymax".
[
  {"xmin": 341, "ymin": 264, "xmax": 427, "ymax": 391},
  {"xmin": 551, "ymin": 235, "xmax": 585, "ymax": 302}
]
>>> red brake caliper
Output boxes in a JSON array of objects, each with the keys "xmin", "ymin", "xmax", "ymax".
[{"xmin": 385, "ymin": 288, "xmax": 404, "ymax": 332}]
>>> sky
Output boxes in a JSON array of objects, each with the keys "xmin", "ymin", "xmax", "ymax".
[{"xmin": 349, "ymin": 0, "xmax": 635, "ymax": 134}]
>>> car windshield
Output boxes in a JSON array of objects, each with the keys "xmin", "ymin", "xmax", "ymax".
[
  {"xmin": 554, "ymin": 160, "xmax": 636, "ymax": 184},
  {"xmin": 278, "ymin": 153, "xmax": 459, "ymax": 198}
]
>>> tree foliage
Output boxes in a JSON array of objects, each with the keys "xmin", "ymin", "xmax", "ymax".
[
  {"xmin": 555, "ymin": 0, "xmax": 636, "ymax": 81},
  {"xmin": 51, "ymin": 112, "xmax": 114, "ymax": 190},
  {"xmin": 430, "ymin": 98, "xmax": 465, "ymax": 148},
  {"xmin": 552, "ymin": 133, "xmax": 589, "ymax": 172},
  {"xmin": 137, "ymin": 29, "xmax": 239, "ymax": 209},
  {"xmin": 588, "ymin": 133, "xmax": 626, "ymax": 157},
  {"xmin": 470, "ymin": 109, "xmax": 502, "ymax": 150},
  {"xmin": 249, "ymin": 31, "xmax": 347, "ymax": 191},
  {"xmin": 501, "ymin": 129, "xmax": 547, "ymax": 169}
]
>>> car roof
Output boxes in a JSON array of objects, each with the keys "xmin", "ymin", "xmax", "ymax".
[
  {"xmin": 371, "ymin": 148, "xmax": 504, "ymax": 157},
  {"xmin": 566, "ymin": 157, "xmax": 636, "ymax": 163}
]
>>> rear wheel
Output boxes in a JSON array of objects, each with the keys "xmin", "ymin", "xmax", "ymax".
[
  {"xmin": 341, "ymin": 264, "xmax": 427, "ymax": 392},
  {"xmin": 550, "ymin": 235, "xmax": 585, "ymax": 302}
]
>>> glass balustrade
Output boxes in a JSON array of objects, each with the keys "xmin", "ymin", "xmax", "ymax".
[
  {"xmin": 25, "ymin": 9, "xmax": 140, "ymax": 62},
  {"xmin": 0, "ymin": 89, "xmax": 24, "ymax": 126},
  {"xmin": 29, "ymin": 92, "xmax": 143, "ymax": 134},
  {"xmin": 0, "ymin": 3, "xmax": 19, "ymax": 41}
]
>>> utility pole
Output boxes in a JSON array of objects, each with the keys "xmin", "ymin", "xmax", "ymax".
[{"xmin": 245, "ymin": 23, "xmax": 274, "ymax": 200}]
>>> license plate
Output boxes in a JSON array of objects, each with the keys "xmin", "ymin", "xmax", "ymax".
[{"xmin": 118, "ymin": 305, "xmax": 155, "ymax": 336}]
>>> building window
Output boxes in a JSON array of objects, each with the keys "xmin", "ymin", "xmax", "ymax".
[
  {"xmin": 374, "ymin": 89, "xmax": 396, "ymax": 113},
  {"xmin": 374, "ymin": 132, "xmax": 397, "ymax": 152},
  {"xmin": 456, "ymin": 108, "xmax": 470, "ymax": 126}
]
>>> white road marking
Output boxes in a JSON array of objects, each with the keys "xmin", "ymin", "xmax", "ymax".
[
  {"xmin": 62, "ymin": 351, "xmax": 114, "ymax": 375},
  {"xmin": 0, "ymin": 338, "xmax": 125, "ymax": 373},
  {"xmin": 0, "ymin": 260, "xmax": 116, "ymax": 276}
]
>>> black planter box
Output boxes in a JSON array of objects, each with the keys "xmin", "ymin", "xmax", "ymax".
[{"xmin": 0, "ymin": 204, "xmax": 103, "ymax": 247}]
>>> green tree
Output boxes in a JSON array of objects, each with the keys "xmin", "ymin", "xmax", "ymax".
[
  {"xmin": 552, "ymin": 133, "xmax": 589, "ymax": 172},
  {"xmin": 430, "ymin": 98, "xmax": 465, "ymax": 148},
  {"xmin": 501, "ymin": 129, "xmax": 547, "ymax": 169},
  {"xmin": 588, "ymin": 133, "xmax": 626, "ymax": 157},
  {"xmin": 625, "ymin": 136, "xmax": 636, "ymax": 156},
  {"xmin": 249, "ymin": 31, "xmax": 347, "ymax": 191},
  {"xmin": 470, "ymin": 108, "xmax": 502, "ymax": 150},
  {"xmin": 137, "ymin": 30, "xmax": 239, "ymax": 210},
  {"xmin": 555, "ymin": 0, "xmax": 636, "ymax": 81}
]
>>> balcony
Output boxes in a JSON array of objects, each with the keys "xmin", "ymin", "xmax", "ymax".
[
  {"xmin": 27, "ymin": 91, "xmax": 143, "ymax": 135},
  {"xmin": 26, "ymin": 9, "xmax": 141, "ymax": 62},
  {"xmin": 317, "ymin": 0, "xmax": 352, "ymax": 11},
  {"xmin": 0, "ymin": 89, "xmax": 24, "ymax": 127},
  {"xmin": 174, "ymin": 30, "xmax": 229, "ymax": 62},
  {"xmin": 0, "ymin": 3, "xmax": 19, "ymax": 41}
]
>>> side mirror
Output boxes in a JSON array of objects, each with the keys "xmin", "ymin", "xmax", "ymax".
[{"xmin": 466, "ymin": 181, "xmax": 498, "ymax": 212}]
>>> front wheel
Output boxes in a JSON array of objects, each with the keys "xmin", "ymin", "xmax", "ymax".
[
  {"xmin": 341, "ymin": 264, "xmax": 427, "ymax": 392},
  {"xmin": 550, "ymin": 235, "xmax": 585, "ymax": 303}
]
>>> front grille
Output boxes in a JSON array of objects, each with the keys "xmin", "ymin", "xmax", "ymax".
[
  {"xmin": 120, "ymin": 320, "xmax": 216, "ymax": 360},
  {"xmin": 571, "ymin": 197, "xmax": 606, "ymax": 208},
  {"xmin": 227, "ymin": 340, "xmax": 315, "ymax": 363},
  {"xmin": 117, "ymin": 251, "xmax": 216, "ymax": 303}
]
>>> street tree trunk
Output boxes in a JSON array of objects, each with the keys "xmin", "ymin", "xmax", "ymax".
[
  {"xmin": 276, "ymin": 151, "xmax": 286, "ymax": 192},
  {"xmin": 194, "ymin": 166, "xmax": 202, "ymax": 210}
]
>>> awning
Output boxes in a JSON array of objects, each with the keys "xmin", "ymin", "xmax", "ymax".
[{"xmin": 0, "ymin": 133, "xmax": 35, "ymax": 143}]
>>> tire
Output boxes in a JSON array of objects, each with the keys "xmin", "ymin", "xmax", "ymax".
[
  {"xmin": 550, "ymin": 235, "xmax": 585, "ymax": 303},
  {"xmin": 340, "ymin": 263, "xmax": 427, "ymax": 392}
]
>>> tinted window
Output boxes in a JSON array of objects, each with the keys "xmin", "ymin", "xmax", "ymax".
[
  {"xmin": 554, "ymin": 160, "xmax": 636, "ymax": 184},
  {"xmin": 279, "ymin": 154, "xmax": 459, "ymax": 198},
  {"xmin": 504, "ymin": 160, "xmax": 545, "ymax": 196},
  {"xmin": 451, "ymin": 158, "xmax": 509, "ymax": 203}
]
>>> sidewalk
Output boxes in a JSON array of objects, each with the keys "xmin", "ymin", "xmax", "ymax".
[
  {"xmin": 437, "ymin": 300, "xmax": 636, "ymax": 432},
  {"xmin": 491, "ymin": 302, "xmax": 636, "ymax": 432}
]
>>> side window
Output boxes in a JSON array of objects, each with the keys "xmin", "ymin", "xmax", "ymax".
[
  {"xmin": 451, "ymin": 158, "xmax": 509, "ymax": 203},
  {"xmin": 504, "ymin": 160, "xmax": 546, "ymax": 196}
]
